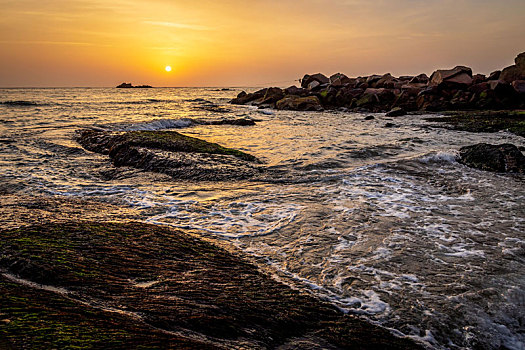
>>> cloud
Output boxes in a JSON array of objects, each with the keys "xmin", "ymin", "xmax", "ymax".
[{"xmin": 143, "ymin": 20, "xmax": 211, "ymax": 31}]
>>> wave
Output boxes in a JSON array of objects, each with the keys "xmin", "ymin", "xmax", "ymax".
[
  {"xmin": 119, "ymin": 118, "xmax": 196, "ymax": 131},
  {"xmin": 417, "ymin": 151, "xmax": 459, "ymax": 164}
]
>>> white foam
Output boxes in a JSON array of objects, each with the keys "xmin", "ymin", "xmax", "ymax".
[
  {"xmin": 121, "ymin": 118, "xmax": 195, "ymax": 131},
  {"xmin": 418, "ymin": 151, "xmax": 459, "ymax": 164}
]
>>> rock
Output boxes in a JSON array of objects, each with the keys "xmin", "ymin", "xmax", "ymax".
[
  {"xmin": 329, "ymin": 73, "xmax": 352, "ymax": 87},
  {"xmin": 409, "ymin": 74, "xmax": 429, "ymax": 84},
  {"xmin": 284, "ymin": 86, "xmax": 309, "ymax": 96},
  {"xmin": 401, "ymin": 83, "xmax": 426, "ymax": 96},
  {"xmin": 500, "ymin": 65, "xmax": 525, "ymax": 84},
  {"xmin": 469, "ymin": 82, "xmax": 490, "ymax": 94},
  {"xmin": 276, "ymin": 95, "xmax": 323, "ymax": 111},
  {"xmin": 255, "ymin": 87, "xmax": 285, "ymax": 106},
  {"xmin": 459, "ymin": 143, "xmax": 525, "ymax": 173},
  {"xmin": 76, "ymin": 129, "xmax": 262, "ymax": 181},
  {"xmin": 429, "ymin": 66, "xmax": 473, "ymax": 88},
  {"xmin": 206, "ymin": 118, "xmax": 256, "ymax": 126},
  {"xmin": 384, "ymin": 123, "xmax": 396, "ymax": 128},
  {"xmin": 364, "ymin": 115, "xmax": 375, "ymax": 120},
  {"xmin": 0, "ymin": 222, "xmax": 422, "ymax": 350},
  {"xmin": 334, "ymin": 87, "xmax": 364, "ymax": 107},
  {"xmin": 116, "ymin": 83, "xmax": 153, "ymax": 88},
  {"xmin": 301, "ymin": 73, "xmax": 329, "ymax": 89},
  {"xmin": 512, "ymin": 80, "xmax": 525, "ymax": 94},
  {"xmin": 488, "ymin": 70, "xmax": 501, "ymax": 81},
  {"xmin": 375, "ymin": 74, "xmax": 397, "ymax": 89},
  {"xmin": 366, "ymin": 75, "xmax": 383, "ymax": 85},
  {"xmin": 385, "ymin": 107, "xmax": 407, "ymax": 117},
  {"xmin": 472, "ymin": 74, "xmax": 486, "ymax": 85},
  {"xmin": 307, "ymin": 80, "xmax": 321, "ymax": 91},
  {"xmin": 515, "ymin": 52, "xmax": 525, "ymax": 72}
]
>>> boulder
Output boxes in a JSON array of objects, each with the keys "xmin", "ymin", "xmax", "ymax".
[
  {"xmin": 468, "ymin": 82, "xmax": 490, "ymax": 94},
  {"xmin": 515, "ymin": 52, "xmax": 525, "ymax": 72},
  {"xmin": 499, "ymin": 65, "xmax": 525, "ymax": 84},
  {"xmin": 255, "ymin": 87, "xmax": 284, "ymax": 106},
  {"xmin": 366, "ymin": 75, "xmax": 383, "ymax": 85},
  {"xmin": 329, "ymin": 73, "xmax": 352, "ymax": 87},
  {"xmin": 284, "ymin": 86, "xmax": 309, "ymax": 97},
  {"xmin": 385, "ymin": 107, "xmax": 407, "ymax": 117},
  {"xmin": 409, "ymin": 74, "xmax": 429, "ymax": 84},
  {"xmin": 429, "ymin": 66, "xmax": 473, "ymax": 88},
  {"xmin": 459, "ymin": 143, "xmax": 525, "ymax": 173},
  {"xmin": 375, "ymin": 73, "xmax": 397, "ymax": 89},
  {"xmin": 488, "ymin": 70, "xmax": 501, "ymax": 81},
  {"xmin": 307, "ymin": 80, "xmax": 321, "ymax": 91},
  {"xmin": 472, "ymin": 74, "xmax": 486, "ymax": 85},
  {"xmin": 512, "ymin": 80, "xmax": 525, "ymax": 94},
  {"xmin": 401, "ymin": 83, "xmax": 426, "ymax": 96},
  {"xmin": 275, "ymin": 95, "xmax": 323, "ymax": 111},
  {"xmin": 334, "ymin": 87, "xmax": 365, "ymax": 107},
  {"xmin": 301, "ymin": 73, "xmax": 329, "ymax": 89}
]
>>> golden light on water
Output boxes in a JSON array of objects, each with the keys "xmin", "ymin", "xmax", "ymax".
[{"xmin": 165, "ymin": 66, "xmax": 172, "ymax": 72}]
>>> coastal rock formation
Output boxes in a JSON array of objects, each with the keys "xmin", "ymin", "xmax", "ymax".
[
  {"xmin": 0, "ymin": 222, "xmax": 422, "ymax": 349},
  {"xmin": 459, "ymin": 143, "xmax": 525, "ymax": 173},
  {"xmin": 76, "ymin": 129, "xmax": 262, "ymax": 180},
  {"xmin": 116, "ymin": 82, "xmax": 153, "ymax": 88},
  {"xmin": 230, "ymin": 52, "xmax": 525, "ymax": 113},
  {"xmin": 275, "ymin": 95, "xmax": 323, "ymax": 111}
]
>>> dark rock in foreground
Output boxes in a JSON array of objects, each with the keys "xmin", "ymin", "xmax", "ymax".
[
  {"xmin": 230, "ymin": 52, "xmax": 525, "ymax": 113},
  {"xmin": 0, "ymin": 222, "xmax": 422, "ymax": 349},
  {"xmin": 459, "ymin": 143, "xmax": 525, "ymax": 173},
  {"xmin": 76, "ymin": 129, "xmax": 262, "ymax": 181},
  {"xmin": 116, "ymin": 82, "xmax": 153, "ymax": 88}
]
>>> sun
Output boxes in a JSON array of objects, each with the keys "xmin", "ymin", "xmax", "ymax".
[{"xmin": 165, "ymin": 66, "xmax": 172, "ymax": 72}]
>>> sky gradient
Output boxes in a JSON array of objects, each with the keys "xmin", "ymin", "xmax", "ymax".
[{"xmin": 1, "ymin": 0, "xmax": 524, "ymax": 87}]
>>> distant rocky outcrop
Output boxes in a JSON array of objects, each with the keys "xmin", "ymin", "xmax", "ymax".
[
  {"xmin": 231, "ymin": 52, "xmax": 525, "ymax": 113},
  {"xmin": 116, "ymin": 82, "xmax": 153, "ymax": 88},
  {"xmin": 459, "ymin": 143, "xmax": 525, "ymax": 173},
  {"xmin": 76, "ymin": 129, "xmax": 262, "ymax": 180}
]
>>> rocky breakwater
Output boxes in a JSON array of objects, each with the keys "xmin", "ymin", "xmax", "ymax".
[
  {"xmin": 76, "ymin": 129, "xmax": 263, "ymax": 181},
  {"xmin": 231, "ymin": 52, "xmax": 525, "ymax": 113},
  {"xmin": 0, "ymin": 222, "xmax": 423, "ymax": 349}
]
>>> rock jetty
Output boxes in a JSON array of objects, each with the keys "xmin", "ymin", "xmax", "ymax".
[{"xmin": 231, "ymin": 52, "xmax": 525, "ymax": 113}]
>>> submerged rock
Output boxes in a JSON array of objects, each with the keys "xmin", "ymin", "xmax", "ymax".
[
  {"xmin": 385, "ymin": 107, "xmax": 407, "ymax": 117},
  {"xmin": 0, "ymin": 222, "xmax": 422, "ymax": 349},
  {"xmin": 459, "ymin": 143, "xmax": 525, "ymax": 173},
  {"xmin": 76, "ymin": 129, "xmax": 262, "ymax": 180}
]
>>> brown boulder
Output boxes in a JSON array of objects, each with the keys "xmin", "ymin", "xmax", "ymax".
[
  {"xmin": 515, "ymin": 52, "xmax": 525, "ymax": 72},
  {"xmin": 329, "ymin": 73, "xmax": 352, "ymax": 87},
  {"xmin": 409, "ymin": 74, "xmax": 429, "ymax": 84},
  {"xmin": 512, "ymin": 80, "xmax": 525, "ymax": 94},
  {"xmin": 401, "ymin": 83, "xmax": 426, "ymax": 96},
  {"xmin": 276, "ymin": 95, "xmax": 323, "ymax": 111},
  {"xmin": 472, "ymin": 74, "xmax": 486, "ymax": 85},
  {"xmin": 500, "ymin": 65, "xmax": 525, "ymax": 84},
  {"xmin": 301, "ymin": 73, "xmax": 329, "ymax": 89},
  {"xmin": 429, "ymin": 66, "xmax": 473, "ymax": 88},
  {"xmin": 488, "ymin": 70, "xmax": 501, "ymax": 81}
]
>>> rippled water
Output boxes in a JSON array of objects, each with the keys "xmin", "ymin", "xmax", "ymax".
[{"xmin": 1, "ymin": 88, "xmax": 524, "ymax": 349}]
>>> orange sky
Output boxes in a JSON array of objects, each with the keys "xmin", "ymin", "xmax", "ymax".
[{"xmin": 1, "ymin": 0, "xmax": 524, "ymax": 87}]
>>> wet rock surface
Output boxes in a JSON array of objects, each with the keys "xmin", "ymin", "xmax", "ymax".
[
  {"xmin": 459, "ymin": 143, "xmax": 525, "ymax": 173},
  {"xmin": 425, "ymin": 110, "xmax": 525, "ymax": 137},
  {"xmin": 76, "ymin": 129, "xmax": 263, "ymax": 181},
  {"xmin": 230, "ymin": 52, "xmax": 525, "ymax": 113},
  {"xmin": 0, "ymin": 222, "xmax": 422, "ymax": 349}
]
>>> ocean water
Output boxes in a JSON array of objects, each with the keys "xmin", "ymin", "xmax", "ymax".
[{"xmin": 1, "ymin": 87, "xmax": 524, "ymax": 349}]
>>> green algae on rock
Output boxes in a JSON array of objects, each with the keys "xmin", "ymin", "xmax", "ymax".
[
  {"xmin": 76, "ymin": 129, "xmax": 262, "ymax": 181},
  {"xmin": 0, "ymin": 222, "xmax": 423, "ymax": 350},
  {"xmin": 425, "ymin": 110, "xmax": 525, "ymax": 137}
]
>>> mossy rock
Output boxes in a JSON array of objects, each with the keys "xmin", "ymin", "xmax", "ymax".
[{"xmin": 0, "ymin": 222, "xmax": 423, "ymax": 349}]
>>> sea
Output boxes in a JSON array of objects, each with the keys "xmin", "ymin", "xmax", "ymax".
[{"xmin": 1, "ymin": 87, "xmax": 524, "ymax": 350}]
